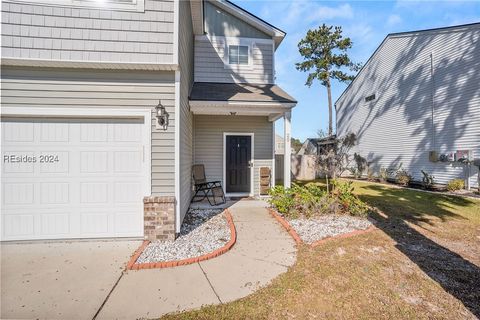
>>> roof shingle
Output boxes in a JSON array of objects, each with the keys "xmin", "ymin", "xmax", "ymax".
[{"xmin": 189, "ymin": 82, "xmax": 297, "ymax": 104}]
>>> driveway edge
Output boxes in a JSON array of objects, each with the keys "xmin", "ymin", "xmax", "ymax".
[{"xmin": 126, "ymin": 209, "xmax": 236, "ymax": 270}]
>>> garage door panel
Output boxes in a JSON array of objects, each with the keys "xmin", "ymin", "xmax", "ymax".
[
  {"xmin": 1, "ymin": 117, "xmax": 148, "ymax": 241},
  {"xmin": 114, "ymin": 123, "xmax": 142, "ymax": 142},
  {"xmin": 40, "ymin": 183, "xmax": 70, "ymax": 204},
  {"xmin": 39, "ymin": 151, "xmax": 70, "ymax": 173},
  {"xmin": 80, "ymin": 123, "xmax": 108, "ymax": 142},
  {"xmin": 114, "ymin": 151, "xmax": 142, "ymax": 173},
  {"xmin": 80, "ymin": 151, "xmax": 108, "ymax": 173},
  {"xmin": 3, "ymin": 213, "xmax": 35, "ymax": 238},
  {"xmin": 80, "ymin": 212, "xmax": 110, "ymax": 235},
  {"xmin": 40, "ymin": 213, "xmax": 70, "ymax": 236},
  {"xmin": 80, "ymin": 182, "xmax": 109, "ymax": 204},
  {"xmin": 3, "ymin": 121, "xmax": 34, "ymax": 142},
  {"xmin": 115, "ymin": 211, "xmax": 143, "ymax": 235},
  {"xmin": 4, "ymin": 183, "xmax": 35, "ymax": 205},
  {"xmin": 40, "ymin": 123, "xmax": 70, "ymax": 142},
  {"xmin": 114, "ymin": 182, "xmax": 142, "ymax": 203},
  {"xmin": 2, "ymin": 153, "xmax": 36, "ymax": 174}
]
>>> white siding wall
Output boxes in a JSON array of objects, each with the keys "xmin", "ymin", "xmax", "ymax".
[
  {"xmin": 194, "ymin": 37, "xmax": 274, "ymax": 84},
  {"xmin": 336, "ymin": 25, "xmax": 480, "ymax": 188},
  {"xmin": 1, "ymin": 0, "xmax": 174, "ymax": 64},
  {"xmin": 1, "ymin": 67, "xmax": 176, "ymax": 195},
  {"xmin": 193, "ymin": 115, "xmax": 273, "ymax": 195},
  {"xmin": 178, "ymin": 0, "xmax": 194, "ymax": 225}
]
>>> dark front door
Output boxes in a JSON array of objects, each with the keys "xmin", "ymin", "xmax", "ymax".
[{"xmin": 226, "ymin": 135, "xmax": 252, "ymax": 193}]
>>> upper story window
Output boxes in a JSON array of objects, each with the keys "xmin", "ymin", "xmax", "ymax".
[
  {"xmin": 7, "ymin": 0, "xmax": 144, "ymax": 12},
  {"xmin": 228, "ymin": 45, "xmax": 249, "ymax": 65}
]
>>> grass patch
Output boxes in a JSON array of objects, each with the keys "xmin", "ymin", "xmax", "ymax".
[{"xmin": 160, "ymin": 180, "xmax": 480, "ymax": 320}]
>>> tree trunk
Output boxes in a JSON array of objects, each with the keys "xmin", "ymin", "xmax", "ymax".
[{"xmin": 326, "ymin": 79, "xmax": 333, "ymax": 137}]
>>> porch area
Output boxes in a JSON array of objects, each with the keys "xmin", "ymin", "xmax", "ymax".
[{"xmin": 189, "ymin": 82, "xmax": 297, "ymax": 199}]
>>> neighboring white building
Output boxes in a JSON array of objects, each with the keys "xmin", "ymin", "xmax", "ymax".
[
  {"xmin": 275, "ymin": 134, "xmax": 296, "ymax": 154},
  {"xmin": 336, "ymin": 23, "xmax": 480, "ymax": 188}
]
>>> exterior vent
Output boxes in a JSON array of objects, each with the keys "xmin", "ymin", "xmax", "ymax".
[{"xmin": 365, "ymin": 94, "xmax": 376, "ymax": 102}]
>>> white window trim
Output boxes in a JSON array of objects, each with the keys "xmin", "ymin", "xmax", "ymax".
[
  {"xmin": 223, "ymin": 132, "xmax": 254, "ymax": 197},
  {"xmin": 227, "ymin": 44, "xmax": 250, "ymax": 66},
  {"xmin": 223, "ymin": 38, "xmax": 255, "ymax": 71},
  {"xmin": 5, "ymin": 0, "xmax": 145, "ymax": 12}
]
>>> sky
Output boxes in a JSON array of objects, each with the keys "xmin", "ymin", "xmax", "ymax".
[{"xmin": 233, "ymin": 0, "xmax": 480, "ymax": 141}]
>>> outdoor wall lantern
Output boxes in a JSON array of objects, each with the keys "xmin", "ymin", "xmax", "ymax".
[{"xmin": 155, "ymin": 100, "xmax": 169, "ymax": 131}]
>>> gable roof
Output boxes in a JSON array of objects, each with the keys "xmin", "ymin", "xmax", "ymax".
[
  {"xmin": 190, "ymin": 0, "xmax": 286, "ymax": 48},
  {"xmin": 335, "ymin": 22, "xmax": 480, "ymax": 108}
]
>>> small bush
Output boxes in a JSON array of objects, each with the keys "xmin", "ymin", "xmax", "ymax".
[
  {"xmin": 379, "ymin": 167, "xmax": 389, "ymax": 182},
  {"xmin": 268, "ymin": 186, "xmax": 295, "ymax": 216},
  {"xmin": 367, "ymin": 168, "xmax": 375, "ymax": 181},
  {"xmin": 396, "ymin": 169, "xmax": 412, "ymax": 186},
  {"xmin": 421, "ymin": 170, "xmax": 435, "ymax": 189},
  {"xmin": 447, "ymin": 179, "xmax": 464, "ymax": 191},
  {"xmin": 268, "ymin": 180, "xmax": 369, "ymax": 218},
  {"xmin": 348, "ymin": 167, "xmax": 362, "ymax": 179},
  {"xmin": 353, "ymin": 153, "xmax": 367, "ymax": 177},
  {"xmin": 331, "ymin": 180, "xmax": 369, "ymax": 217}
]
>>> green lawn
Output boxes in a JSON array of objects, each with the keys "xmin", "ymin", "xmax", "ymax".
[{"xmin": 161, "ymin": 180, "xmax": 480, "ymax": 320}]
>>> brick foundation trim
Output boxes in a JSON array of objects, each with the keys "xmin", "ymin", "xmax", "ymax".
[
  {"xmin": 144, "ymin": 196, "xmax": 176, "ymax": 241},
  {"xmin": 127, "ymin": 209, "xmax": 236, "ymax": 270},
  {"xmin": 268, "ymin": 208, "xmax": 377, "ymax": 247}
]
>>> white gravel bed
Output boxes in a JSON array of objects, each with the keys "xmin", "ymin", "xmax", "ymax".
[
  {"xmin": 136, "ymin": 209, "xmax": 230, "ymax": 263},
  {"xmin": 288, "ymin": 215, "xmax": 372, "ymax": 244}
]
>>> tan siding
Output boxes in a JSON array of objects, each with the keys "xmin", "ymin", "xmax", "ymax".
[
  {"xmin": 193, "ymin": 115, "xmax": 273, "ymax": 196},
  {"xmin": 194, "ymin": 37, "xmax": 274, "ymax": 84},
  {"xmin": 1, "ymin": 67, "xmax": 176, "ymax": 195},
  {"xmin": 336, "ymin": 25, "xmax": 480, "ymax": 187},
  {"xmin": 1, "ymin": 0, "xmax": 174, "ymax": 64},
  {"xmin": 178, "ymin": 0, "xmax": 194, "ymax": 225}
]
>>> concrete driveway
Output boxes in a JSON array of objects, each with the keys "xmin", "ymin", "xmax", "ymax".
[
  {"xmin": 1, "ymin": 200, "xmax": 297, "ymax": 320},
  {"xmin": 1, "ymin": 240, "xmax": 141, "ymax": 320}
]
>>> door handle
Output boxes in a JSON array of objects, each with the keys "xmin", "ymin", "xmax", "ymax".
[{"xmin": 248, "ymin": 161, "xmax": 253, "ymax": 168}]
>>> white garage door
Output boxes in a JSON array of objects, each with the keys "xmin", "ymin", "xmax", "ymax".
[{"xmin": 1, "ymin": 117, "xmax": 149, "ymax": 241}]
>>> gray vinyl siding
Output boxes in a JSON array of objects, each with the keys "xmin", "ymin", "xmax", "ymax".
[
  {"xmin": 178, "ymin": 0, "xmax": 194, "ymax": 225},
  {"xmin": 1, "ymin": 67, "xmax": 176, "ymax": 195},
  {"xmin": 204, "ymin": 1, "xmax": 269, "ymax": 39},
  {"xmin": 194, "ymin": 37, "xmax": 274, "ymax": 84},
  {"xmin": 193, "ymin": 115, "xmax": 273, "ymax": 195},
  {"xmin": 336, "ymin": 24, "xmax": 480, "ymax": 188},
  {"xmin": 1, "ymin": 0, "xmax": 174, "ymax": 64}
]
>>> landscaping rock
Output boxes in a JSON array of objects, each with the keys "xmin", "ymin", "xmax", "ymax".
[
  {"xmin": 288, "ymin": 215, "xmax": 372, "ymax": 244},
  {"xmin": 136, "ymin": 209, "xmax": 230, "ymax": 263}
]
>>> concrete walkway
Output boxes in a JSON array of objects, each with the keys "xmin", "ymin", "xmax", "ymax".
[{"xmin": 97, "ymin": 200, "xmax": 297, "ymax": 319}]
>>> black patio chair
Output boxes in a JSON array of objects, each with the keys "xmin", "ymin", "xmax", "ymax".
[{"xmin": 191, "ymin": 164, "xmax": 226, "ymax": 206}]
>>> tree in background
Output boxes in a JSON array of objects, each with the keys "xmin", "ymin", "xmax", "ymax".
[
  {"xmin": 296, "ymin": 24, "xmax": 361, "ymax": 137},
  {"xmin": 291, "ymin": 137, "xmax": 303, "ymax": 153}
]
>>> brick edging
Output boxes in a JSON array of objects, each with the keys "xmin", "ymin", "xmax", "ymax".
[
  {"xmin": 268, "ymin": 208, "xmax": 376, "ymax": 247},
  {"xmin": 126, "ymin": 209, "xmax": 236, "ymax": 270},
  {"xmin": 310, "ymin": 225, "xmax": 377, "ymax": 247},
  {"xmin": 268, "ymin": 208, "xmax": 302, "ymax": 244}
]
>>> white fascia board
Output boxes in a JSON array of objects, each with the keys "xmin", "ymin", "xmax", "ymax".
[
  {"xmin": 190, "ymin": 101, "xmax": 295, "ymax": 116},
  {"xmin": 1, "ymin": 58, "xmax": 179, "ymax": 71}
]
